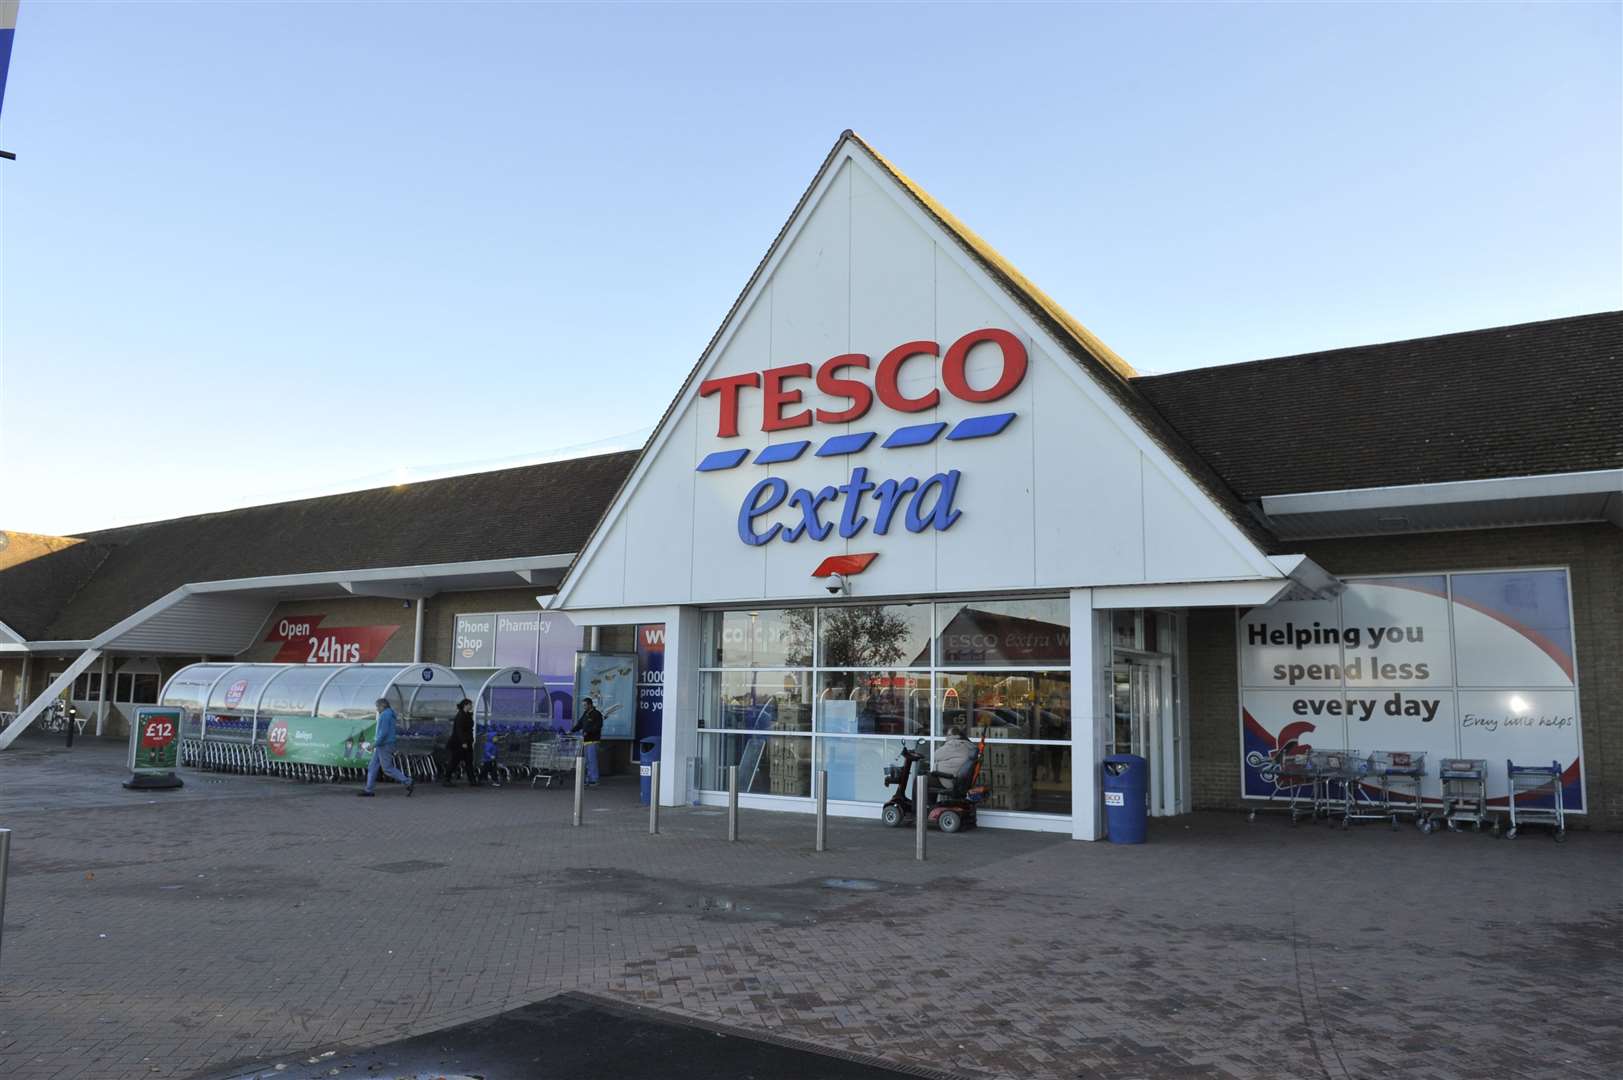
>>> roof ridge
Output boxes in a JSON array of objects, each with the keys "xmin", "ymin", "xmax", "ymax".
[
  {"xmin": 847, "ymin": 132, "xmax": 1138, "ymax": 382},
  {"xmin": 1133, "ymin": 309, "xmax": 1623, "ymax": 383},
  {"xmin": 76, "ymin": 448, "xmax": 643, "ymax": 541}
]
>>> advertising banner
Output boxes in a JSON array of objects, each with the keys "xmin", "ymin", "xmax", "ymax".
[
  {"xmin": 130, "ymin": 707, "xmax": 182, "ymax": 772},
  {"xmin": 263, "ymin": 614, "xmax": 400, "ymax": 663},
  {"xmin": 125, "ymin": 706, "xmax": 185, "ymax": 790},
  {"xmin": 574, "ymin": 652, "xmax": 636, "ymax": 740},
  {"xmin": 263, "ymin": 715, "xmax": 378, "ymax": 767},
  {"xmin": 1240, "ymin": 570, "xmax": 1583, "ymax": 811},
  {"xmin": 635, "ymin": 624, "xmax": 665, "ymax": 741}
]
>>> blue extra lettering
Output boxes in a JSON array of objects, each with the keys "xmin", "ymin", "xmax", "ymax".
[
  {"xmin": 838, "ymin": 466, "xmax": 875, "ymax": 538},
  {"xmin": 738, "ymin": 477, "xmax": 789, "ymax": 545},
  {"xmin": 872, "ymin": 477, "xmax": 919, "ymax": 535},
  {"xmin": 736, "ymin": 468, "xmax": 961, "ymax": 545},
  {"xmin": 783, "ymin": 485, "xmax": 838, "ymax": 542},
  {"xmin": 905, "ymin": 470, "xmax": 962, "ymax": 533}
]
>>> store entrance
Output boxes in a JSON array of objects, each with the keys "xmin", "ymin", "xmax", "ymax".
[{"xmin": 1110, "ymin": 651, "xmax": 1184, "ymax": 817}]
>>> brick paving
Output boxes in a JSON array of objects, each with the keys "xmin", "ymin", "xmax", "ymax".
[{"xmin": 0, "ymin": 737, "xmax": 1619, "ymax": 1080}]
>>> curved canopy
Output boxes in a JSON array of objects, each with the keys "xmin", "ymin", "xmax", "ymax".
[
  {"xmin": 456, "ymin": 666, "xmax": 554, "ymax": 729},
  {"xmin": 161, "ymin": 662, "xmax": 467, "ymax": 736}
]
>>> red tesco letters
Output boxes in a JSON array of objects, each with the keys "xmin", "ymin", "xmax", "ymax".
[{"xmin": 698, "ymin": 329, "xmax": 1027, "ymax": 438}]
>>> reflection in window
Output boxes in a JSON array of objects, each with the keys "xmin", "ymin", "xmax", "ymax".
[
  {"xmin": 935, "ymin": 598, "xmax": 1070, "ymax": 666},
  {"xmin": 704, "ymin": 610, "xmax": 814, "ymax": 668},
  {"xmin": 936, "ymin": 671, "xmax": 1071, "ymax": 741},
  {"xmin": 936, "ymin": 739, "xmax": 1070, "ymax": 813},
  {"xmin": 815, "ymin": 672, "xmax": 929, "ymax": 735},
  {"xmin": 818, "ymin": 605, "xmax": 933, "ymax": 668},
  {"xmin": 697, "ymin": 732, "xmax": 811, "ymax": 796},
  {"xmin": 700, "ymin": 671, "xmax": 811, "ymax": 731},
  {"xmin": 817, "ymin": 737, "xmax": 914, "ymax": 802}
]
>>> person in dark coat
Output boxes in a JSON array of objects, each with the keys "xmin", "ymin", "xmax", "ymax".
[
  {"xmin": 443, "ymin": 698, "xmax": 478, "ymax": 786},
  {"xmin": 571, "ymin": 697, "xmax": 604, "ymax": 786}
]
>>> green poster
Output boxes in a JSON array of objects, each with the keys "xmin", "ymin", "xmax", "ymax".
[
  {"xmin": 263, "ymin": 715, "xmax": 377, "ymax": 767},
  {"xmin": 131, "ymin": 707, "xmax": 183, "ymax": 772}
]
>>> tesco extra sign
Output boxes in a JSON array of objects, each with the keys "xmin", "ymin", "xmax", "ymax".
[
  {"xmin": 696, "ymin": 329, "xmax": 1028, "ymax": 547},
  {"xmin": 700, "ymin": 328, "xmax": 1026, "ymax": 436}
]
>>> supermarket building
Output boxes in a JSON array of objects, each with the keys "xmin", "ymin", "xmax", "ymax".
[{"xmin": 1, "ymin": 132, "xmax": 1618, "ymax": 837}]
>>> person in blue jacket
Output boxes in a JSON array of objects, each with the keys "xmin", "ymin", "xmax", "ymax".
[
  {"xmin": 358, "ymin": 697, "xmax": 415, "ymax": 797},
  {"xmin": 477, "ymin": 730, "xmax": 502, "ymax": 788}
]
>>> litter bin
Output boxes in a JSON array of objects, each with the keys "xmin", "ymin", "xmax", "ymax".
[
  {"xmin": 1102, "ymin": 754, "xmax": 1148, "ymax": 844},
  {"xmin": 638, "ymin": 736, "xmax": 661, "ymax": 805}
]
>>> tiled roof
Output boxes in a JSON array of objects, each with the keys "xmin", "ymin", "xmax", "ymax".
[
  {"xmin": 0, "ymin": 450, "xmax": 640, "ymax": 642},
  {"xmin": 1134, "ymin": 311, "xmax": 1622, "ymax": 500}
]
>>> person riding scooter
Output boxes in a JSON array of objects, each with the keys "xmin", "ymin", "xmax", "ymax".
[{"xmin": 932, "ymin": 727, "xmax": 977, "ymax": 792}]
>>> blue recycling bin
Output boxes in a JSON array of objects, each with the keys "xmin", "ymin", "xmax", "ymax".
[
  {"xmin": 638, "ymin": 736, "xmax": 661, "ymax": 805},
  {"xmin": 1102, "ymin": 754, "xmax": 1148, "ymax": 844}
]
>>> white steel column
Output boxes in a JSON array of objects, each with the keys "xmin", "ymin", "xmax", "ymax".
[
  {"xmin": 95, "ymin": 655, "xmax": 112, "ymax": 736},
  {"xmin": 17, "ymin": 656, "xmax": 29, "ymax": 712},
  {"xmin": 1070, "ymin": 591, "xmax": 1112, "ymax": 841},
  {"xmin": 656, "ymin": 606, "xmax": 700, "ymax": 807},
  {"xmin": 412, "ymin": 598, "xmax": 425, "ymax": 663}
]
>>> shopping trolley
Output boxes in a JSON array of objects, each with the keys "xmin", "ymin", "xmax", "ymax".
[
  {"xmin": 1370, "ymin": 751, "xmax": 1430, "ymax": 832},
  {"xmin": 530, "ymin": 732, "xmax": 581, "ymax": 788},
  {"xmin": 1438, "ymin": 758, "xmax": 1493, "ymax": 833},
  {"xmin": 1250, "ymin": 747, "xmax": 1318, "ymax": 824},
  {"xmin": 1505, "ymin": 760, "xmax": 1565, "ymax": 842},
  {"xmin": 1309, "ymin": 749, "xmax": 1359, "ymax": 825}
]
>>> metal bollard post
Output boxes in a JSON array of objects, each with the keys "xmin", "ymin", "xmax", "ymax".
[
  {"xmin": 0, "ymin": 828, "xmax": 10, "ymax": 973},
  {"xmin": 815, "ymin": 769, "xmax": 828, "ymax": 852},
  {"xmin": 915, "ymin": 773, "xmax": 927, "ymax": 861},
  {"xmin": 649, "ymin": 761, "xmax": 661, "ymax": 835},
  {"xmin": 727, "ymin": 765, "xmax": 739, "ymax": 842},
  {"xmin": 572, "ymin": 757, "xmax": 584, "ymax": 827}
]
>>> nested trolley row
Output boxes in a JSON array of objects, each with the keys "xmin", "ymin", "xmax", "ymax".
[{"xmin": 1252, "ymin": 750, "xmax": 1567, "ymax": 841}]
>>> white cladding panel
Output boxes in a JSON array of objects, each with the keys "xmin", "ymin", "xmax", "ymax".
[{"xmin": 560, "ymin": 147, "xmax": 1277, "ymax": 610}]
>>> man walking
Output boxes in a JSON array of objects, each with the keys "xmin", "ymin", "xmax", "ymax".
[
  {"xmin": 359, "ymin": 697, "xmax": 415, "ymax": 797},
  {"xmin": 571, "ymin": 697, "xmax": 604, "ymax": 787}
]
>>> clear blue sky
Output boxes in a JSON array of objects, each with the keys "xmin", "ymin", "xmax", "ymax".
[{"xmin": 1, "ymin": 1, "xmax": 1617, "ymax": 536}]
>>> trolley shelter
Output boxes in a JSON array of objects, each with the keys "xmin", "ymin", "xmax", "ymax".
[{"xmin": 161, "ymin": 662, "xmax": 471, "ymax": 760}]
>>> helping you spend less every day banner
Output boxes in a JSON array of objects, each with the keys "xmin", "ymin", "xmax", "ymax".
[{"xmin": 1239, "ymin": 570, "xmax": 1584, "ymax": 810}]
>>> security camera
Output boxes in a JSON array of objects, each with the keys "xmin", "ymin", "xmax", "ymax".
[{"xmin": 825, "ymin": 573, "xmax": 849, "ymax": 596}]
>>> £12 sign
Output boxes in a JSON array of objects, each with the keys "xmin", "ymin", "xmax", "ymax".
[{"xmin": 693, "ymin": 329, "xmax": 1028, "ymax": 547}]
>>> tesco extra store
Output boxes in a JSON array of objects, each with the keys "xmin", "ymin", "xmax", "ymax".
[{"xmin": 544, "ymin": 132, "xmax": 1621, "ymax": 839}]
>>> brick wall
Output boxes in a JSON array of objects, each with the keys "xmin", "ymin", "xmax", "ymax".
[{"xmin": 1187, "ymin": 523, "xmax": 1622, "ymax": 830}]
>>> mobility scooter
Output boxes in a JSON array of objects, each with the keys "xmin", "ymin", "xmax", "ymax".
[{"xmin": 880, "ymin": 735, "xmax": 990, "ymax": 833}]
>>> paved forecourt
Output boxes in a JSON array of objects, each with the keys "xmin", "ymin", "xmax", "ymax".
[{"xmin": 0, "ymin": 737, "xmax": 1618, "ymax": 1080}]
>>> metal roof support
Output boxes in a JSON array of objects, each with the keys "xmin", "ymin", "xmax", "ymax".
[{"xmin": 0, "ymin": 648, "xmax": 104, "ymax": 750}]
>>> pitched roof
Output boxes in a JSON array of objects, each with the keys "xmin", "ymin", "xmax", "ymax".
[
  {"xmin": 0, "ymin": 450, "xmax": 640, "ymax": 642},
  {"xmin": 846, "ymin": 133, "xmax": 1275, "ymax": 552},
  {"xmin": 1133, "ymin": 311, "xmax": 1623, "ymax": 500}
]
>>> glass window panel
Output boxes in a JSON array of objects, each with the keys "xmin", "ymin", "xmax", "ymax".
[
  {"xmin": 815, "ymin": 671, "xmax": 929, "ymax": 735},
  {"xmin": 818, "ymin": 605, "xmax": 932, "ymax": 668},
  {"xmin": 699, "ymin": 671, "xmax": 811, "ymax": 731},
  {"xmin": 131, "ymin": 673, "xmax": 160, "ymax": 705},
  {"xmin": 697, "ymin": 731, "xmax": 811, "ymax": 796},
  {"xmin": 944, "ymin": 739, "xmax": 1070, "ymax": 814},
  {"xmin": 115, "ymin": 672, "xmax": 134, "ymax": 702},
  {"xmin": 704, "ymin": 610, "xmax": 814, "ymax": 668},
  {"xmin": 1112, "ymin": 610, "xmax": 1139, "ymax": 650},
  {"xmin": 936, "ymin": 671, "xmax": 1071, "ymax": 741},
  {"xmin": 816, "ymin": 736, "xmax": 914, "ymax": 803},
  {"xmin": 935, "ymin": 598, "xmax": 1070, "ymax": 666}
]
